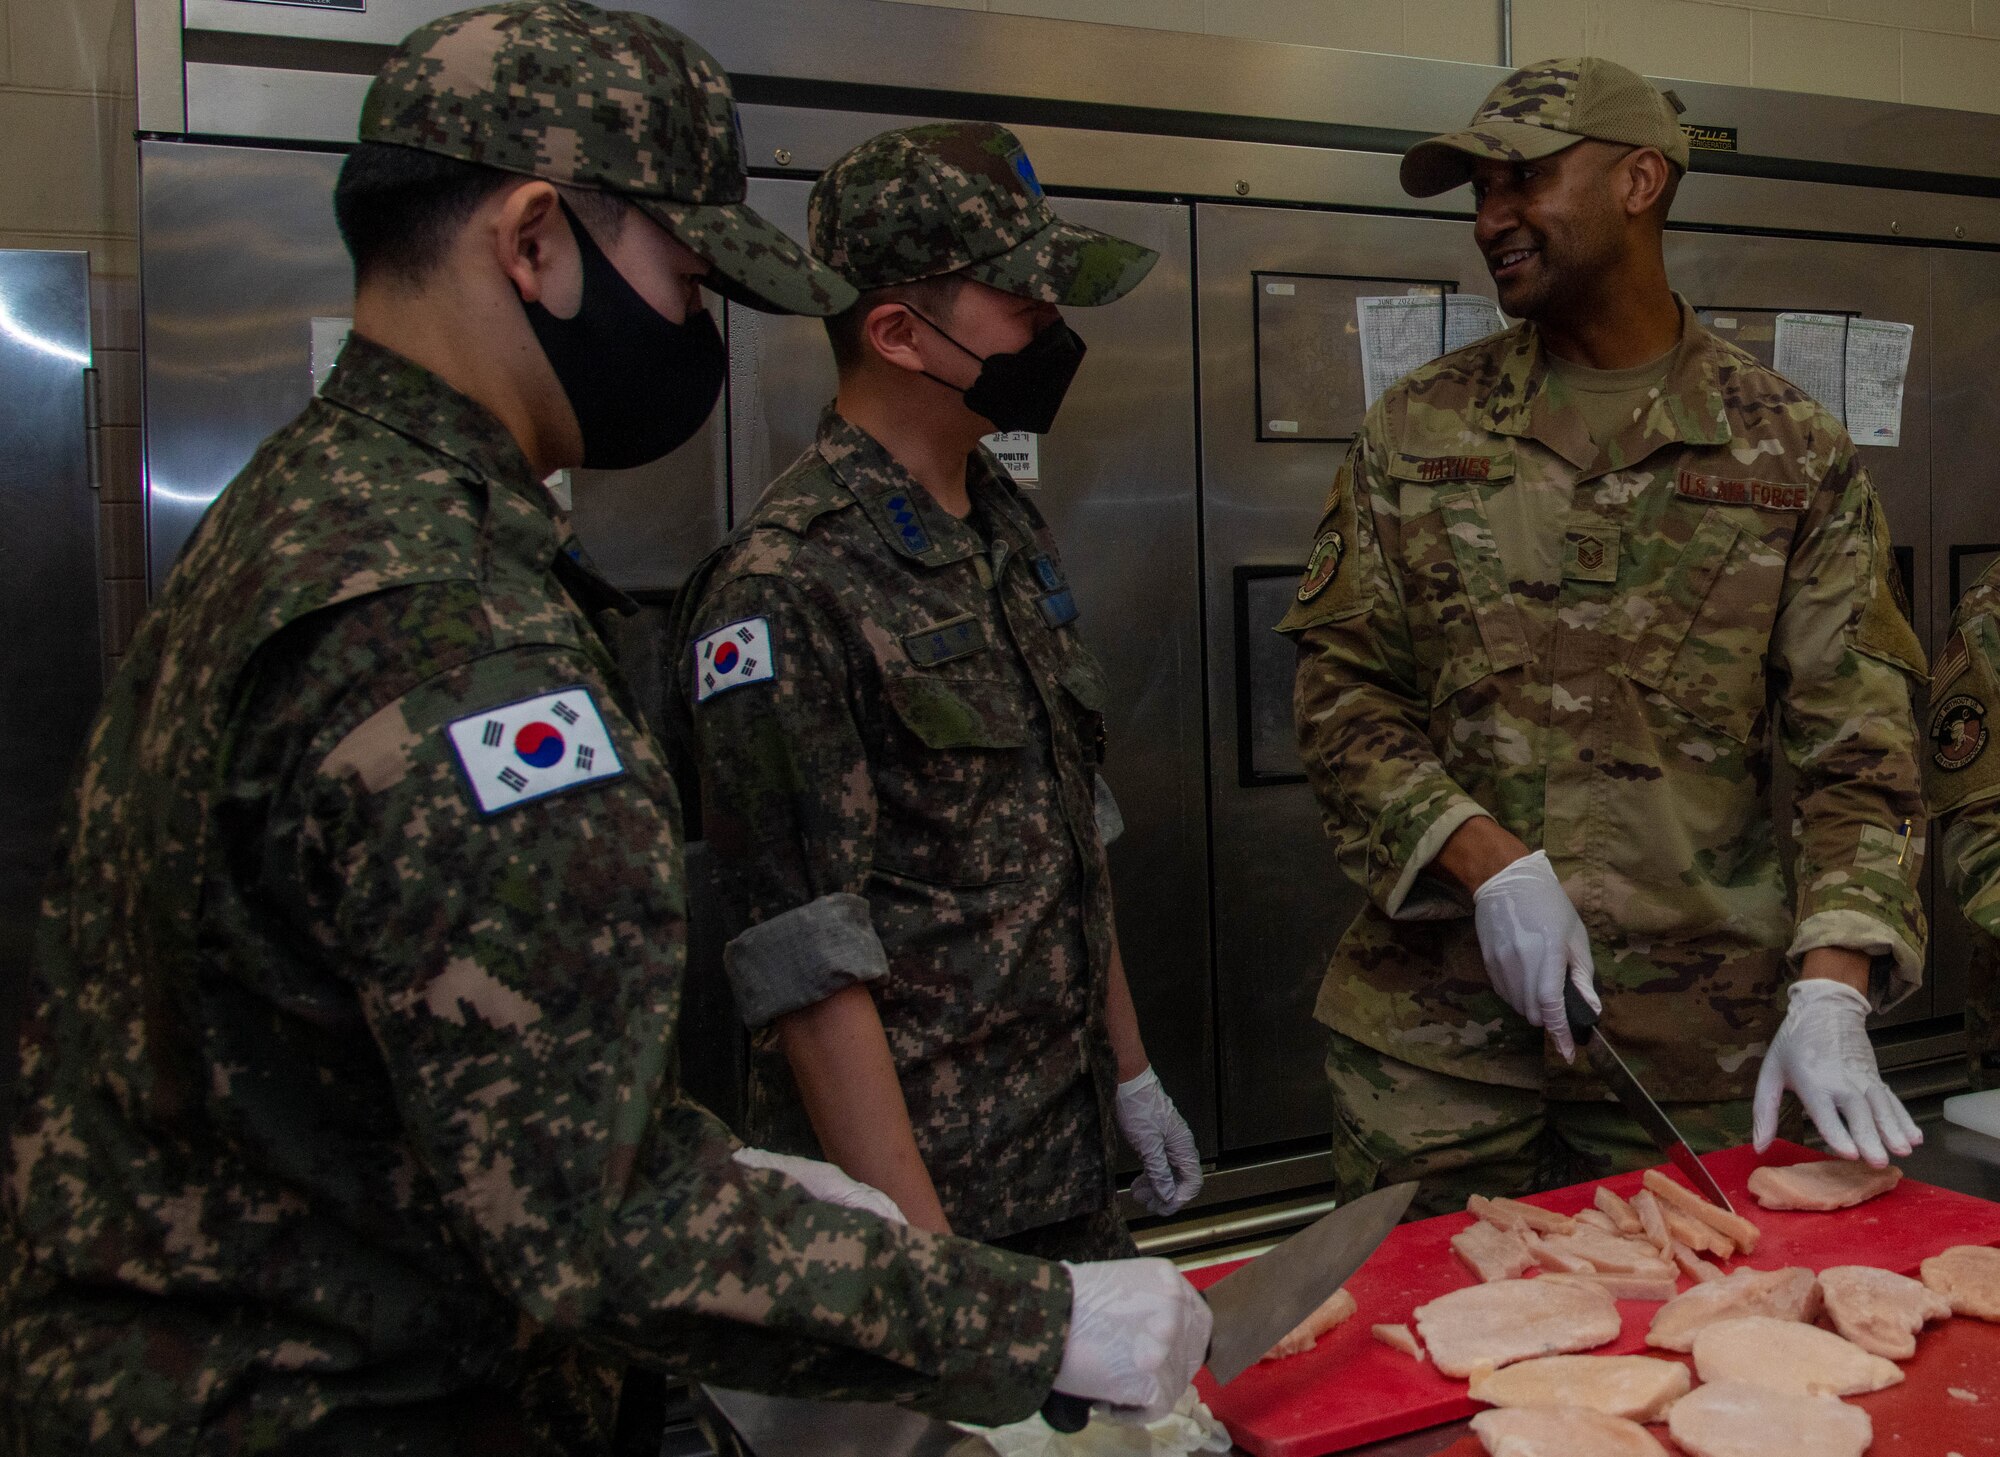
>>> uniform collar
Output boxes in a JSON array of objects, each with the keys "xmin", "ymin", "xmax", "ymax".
[
  {"xmin": 1476, "ymin": 295, "xmax": 1732, "ymax": 476},
  {"xmin": 815, "ymin": 406, "xmax": 995, "ymax": 567},
  {"xmin": 320, "ymin": 333, "xmax": 633, "ymax": 616}
]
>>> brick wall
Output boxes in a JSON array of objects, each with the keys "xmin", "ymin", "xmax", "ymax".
[
  {"xmin": 887, "ymin": 0, "xmax": 2000, "ymax": 112},
  {"xmin": 0, "ymin": 0, "xmax": 141, "ymax": 671}
]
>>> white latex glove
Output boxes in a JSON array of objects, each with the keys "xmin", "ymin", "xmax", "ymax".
[
  {"xmin": 1753, "ymin": 979, "xmax": 1921, "ymax": 1168},
  {"xmin": 1116, "ymin": 1068, "xmax": 1204, "ymax": 1217},
  {"xmin": 729, "ymin": 1146, "xmax": 908, "ymax": 1224},
  {"xmin": 1470, "ymin": 849, "xmax": 1600, "ymax": 1061},
  {"xmin": 1053, "ymin": 1258, "xmax": 1213, "ymax": 1423}
]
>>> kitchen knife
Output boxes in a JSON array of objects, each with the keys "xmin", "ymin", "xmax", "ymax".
[
  {"xmin": 1042, "ymin": 1179, "xmax": 1418, "ymax": 1431},
  {"xmin": 1564, "ymin": 980, "xmax": 1735, "ymax": 1212}
]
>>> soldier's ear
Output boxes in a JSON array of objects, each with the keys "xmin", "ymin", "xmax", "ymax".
[
  {"xmin": 862, "ymin": 302, "xmax": 930, "ymax": 376},
  {"xmin": 1619, "ymin": 147, "xmax": 1673, "ymax": 222},
  {"xmin": 493, "ymin": 181, "xmax": 580, "ymax": 317}
]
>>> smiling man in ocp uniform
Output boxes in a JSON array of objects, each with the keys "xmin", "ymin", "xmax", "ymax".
[{"xmin": 1281, "ymin": 57, "xmax": 1929, "ymax": 1216}]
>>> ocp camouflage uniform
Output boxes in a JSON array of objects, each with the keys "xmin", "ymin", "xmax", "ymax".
[
  {"xmin": 676, "ymin": 412, "xmax": 1127, "ymax": 1250},
  {"xmin": 1281, "ymin": 302, "xmax": 1927, "ymax": 1208},
  {"xmin": 1926, "ymin": 564, "xmax": 2000, "ymax": 1090},
  {"xmin": 1, "ymin": 335, "xmax": 1074, "ymax": 1456}
]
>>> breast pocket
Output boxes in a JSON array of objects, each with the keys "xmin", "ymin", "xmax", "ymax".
[
  {"xmin": 1625, "ymin": 506, "xmax": 1790, "ymax": 743},
  {"xmin": 877, "ymin": 671, "xmax": 1036, "ymax": 886},
  {"xmin": 1393, "ymin": 472, "xmax": 1533, "ymax": 706}
]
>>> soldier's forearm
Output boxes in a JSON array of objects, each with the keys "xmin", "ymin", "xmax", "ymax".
[
  {"xmin": 1799, "ymin": 945, "xmax": 1872, "ymax": 995},
  {"xmin": 1103, "ymin": 934, "xmax": 1150, "ymax": 1083},
  {"xmin": 776, "ymin": 982, "xmax": 954, "ymax": 1235},
  {"xmin": 1431, "ymin": 814, "xmax": 1530, "ymax": 896}
]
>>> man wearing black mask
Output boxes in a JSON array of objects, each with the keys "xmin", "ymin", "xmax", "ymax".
[
  {"xmin": 671, "ymin": 123, "xmax": 1203, "ymax": 1265},
  {"xmin": 2, "ymin": 16, "xmax": 1216, "ymax": 1449}
]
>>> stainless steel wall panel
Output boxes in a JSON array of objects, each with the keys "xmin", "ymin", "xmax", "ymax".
[
  {"xmin": 1926, "ymin": 249, "xmax": 2000, "ymax": 1029},
  {"xmin": 1196, "ymin": 203, "xmax": 1498, "ymax": 1151},
  {"xmin": 1663, "ymin": 229, "xmax": 1938, "ymax": 1027},
  {"xmin": 0, "ymin": 250, "xmax": 96, "ymax": 1114},
  {"xmin": 138, "ymin": 140, "xmax": 725, "ymax": 593},
  {"xmin": 723, "ymin": 179, "xmax": 1218, "ymax": 1154}
]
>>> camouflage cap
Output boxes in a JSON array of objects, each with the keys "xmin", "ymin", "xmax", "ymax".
[
  {"xmin": 1401, "ymin": 56, "xmax": 1690, "ymax": 198},
  {"xmin": 358, "ymin": 1, "xmax": 855, "ymax": 316},
  {"xmin": 808, "ymin": 122, "xmax": 1158, "ymax": 307}
]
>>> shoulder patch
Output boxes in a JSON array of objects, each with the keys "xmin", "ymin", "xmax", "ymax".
[
  {"xmin": 445, "ymin": 686, "xmax": 625, "ymax": 815},
  {"xmin": 1297, "ymin": 530, "xmax": 1345, "ymax": 603},
  {"xmin": 694, "ymin": 617, "xmax": 777, "ymax": 703}
]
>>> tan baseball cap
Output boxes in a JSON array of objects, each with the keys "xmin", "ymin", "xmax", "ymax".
[{"xmin": 1401, "ymin": 56, "xmax": 1689, "ymax": 198}]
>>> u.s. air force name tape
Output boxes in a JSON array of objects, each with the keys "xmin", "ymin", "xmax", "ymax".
[
  {"xmin": 694, "ymin": 616, "xmax": 777, "ymax": 703},
  {"xmin": 445, "ymin": 685, "xmax": 625, "ymax": 815}
]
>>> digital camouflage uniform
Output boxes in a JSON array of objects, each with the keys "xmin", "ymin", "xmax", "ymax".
[
  {"xmin": 1281, "ymin": 302, "xmax": 1926, "ymax": 1213},
  {"xmin": 1926, "ymin": 564, "xmax": 2000, "ymax": 1090},
  {"xmin": 671, "ymin": 123, "xmax": 1156, "ymax": 1257},
  {"xmin": 2, "ymin": 9, "xmax": 1073, "ymax": 1453}
]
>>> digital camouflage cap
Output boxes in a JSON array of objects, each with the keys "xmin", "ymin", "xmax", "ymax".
[
  {"xmin": 1401, "ymin": 56, "xmax": 1690, "ymax": 198},
  {"xmin": 358, "ymin": 1, "xmax": 855, "ymax": 316},
  {"xmin": 809, "ymin": 122, "xmax": 1158, "ymax": 307}
]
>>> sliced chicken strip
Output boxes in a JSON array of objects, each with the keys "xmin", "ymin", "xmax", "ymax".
[
  {"xmin": 1640, "ymin": 1169, "xmax": 1762, "ymax": 1254},
  {"xmin": 1818, "ymin": 1265, "xmax": 1951, "ymax": 1359},
  {"xmin": 1594, "ymin": 1186, "xmax": 1643, "ymax": 1236},
  {"xmin": 1453, "ymin": 1219, "xmax": 1537, "ymax": 1284},
  {"xmin": 1691, "ymin": 1315, "xmax": 1902, "ymax": 1396},
  {"xmin": 1371, "ymin": 1323, "xmax": 1423, "ymax": 1359},
  {"xmin": 1667, "ymin": 1380, "xmax": 1871, "ymax": 1457},
  {"xmin": 1260, "ymin": 1286, "xmax": 1356, "ymax": 1361}
]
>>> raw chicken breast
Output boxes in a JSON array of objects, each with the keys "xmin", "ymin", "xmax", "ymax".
[
  {"xmin": 1260, "ymin": 1286, "xmax": 1356, "ymax": 1361},
  {"xmin": 1469, "ymin": 1354, "xmax": 1690, "ymax": 1422},
  {"xmin": 1453, "ymin": 1219, "xmax": 1537, "ymax": 1283},
  {"xmin": 1818, "ymin": 1265, "xmax": 1951, "ymax": 1358},
  {"xmin": 1691, "ymin": 1315, "xmax": 1902, "ymax": 1396},
  {"xmin": 1470, "ymin": 1407, "xmax": 1667, "ymax": 1457},
  {"xmin": 1746, "ymin": 1160, "xmax": 1900, "ymax": 1211},
  {"xmin": 1415, "ymin": 1278, "xmax": 1620, "ymax": 1378},
  {"xmin": 1921, "ymin": 1243, "xmax": 2000, "ymax": 1320},
  {"xmin": 1646, "ymin": 1266, "xmax": 1820, "ymax": 1351},
  {"xmin": 1371, "ymin": 1323, "xmax": 1423, "ymax": 1359},
  {"xmin": 1667, "ymin": 1380, "xmax": 1871, "ymax": 1457}
]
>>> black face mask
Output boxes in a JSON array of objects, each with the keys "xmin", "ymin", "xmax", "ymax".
[
  {"xmin": 521, "ymin": 199, "xmax": 724, "ymax": 471},
  {"xmin": 910, "ymin": 311, "xmax": 1087, "ymax": 435}
]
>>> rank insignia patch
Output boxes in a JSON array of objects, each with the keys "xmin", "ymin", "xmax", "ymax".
[
  {"xmin": 1933, "ymin": 692, "xmax": 1989, "ymax": 772},
  {"xmin": 445, "ymin": 686, "xmax": 625, "ymax": 815},
  {"xmin": 1298, "ymin": 531, "xmax": 1345, "ymax": 603},
  {"xmin": 694, "ymin": 616, "xmax": 777, "ymax": 703}
]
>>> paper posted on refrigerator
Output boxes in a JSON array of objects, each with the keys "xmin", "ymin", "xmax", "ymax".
[
  {"xmin": 1773, "ymin": 312, "xmax": 1913, "ymax": 447},
  {"xmin": 1356, "ymin": 293, "xmax": 1507, "ymax": 406}
]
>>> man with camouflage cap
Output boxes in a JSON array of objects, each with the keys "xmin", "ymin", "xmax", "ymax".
[
  {"xmin": 1281, "ymin": 57, "xmax": 1928, "ymax": 1216},
  {"xmin": 1925, "ymin": 571, "xmax": 2000, "ymax": 1092},
  {"xmin": 671, "ymin": 122, "xmax": 1203, "ymax": 1262},
  {"xmin": 1, "ymin": 9, "xmax": 1210, "ymax": 1449}
]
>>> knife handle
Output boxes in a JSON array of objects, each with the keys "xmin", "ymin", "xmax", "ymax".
[
  {"xmin": 1563, "ymin": 977, "xmax": 1599, "ymax": 1045},
  {"xmin": 1041, "ymin": 1393, "xmax": 1091, "ymax": 1432}
]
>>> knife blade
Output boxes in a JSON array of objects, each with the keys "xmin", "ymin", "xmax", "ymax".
[
  {"xmin": 1040, "ymin": 1180, "xmax": 1417, "ymax": 1433},
  {"xmin": 1564, "ymin": 980, "xmax": 1734, "ymax": 1212}
]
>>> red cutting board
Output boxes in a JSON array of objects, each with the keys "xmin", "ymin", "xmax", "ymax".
[{"xmin": 1190, "ymin": 1141, "xmax": 2000, "ymax": 1457}]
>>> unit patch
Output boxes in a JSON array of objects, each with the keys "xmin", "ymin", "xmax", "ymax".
[
  {"xmin": 445, "ymin": 686, "xmax": 626, "ymax": 815},
  {"xmin": 904, "ymin": 613, "xmax": 986, "ymax": 667},
  {"xmin": 1298, "ymin": 531, "xmax": 1345, "ymax": 603},
  {"xmin": 1933, "ymin": 692, "xmax": 1989, "ymax": 772},
  {"xmin": 1675, "ymin": 469, "xmax": 1810, "ymax": 513},
  {"xmin": 694, "ymin": 616, "xmax": 777, "ymax": 703}
]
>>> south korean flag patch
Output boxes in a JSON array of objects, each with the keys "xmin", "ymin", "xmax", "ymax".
[
  {"xmin": 694, "ymin": 616, "xmax": 776, "ymax": 703},
  {"xmin": 445, "ymin": 685, "xmax": 625, "ymax": 815}
]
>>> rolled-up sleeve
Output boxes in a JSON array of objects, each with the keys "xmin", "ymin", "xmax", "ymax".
[{"xmin": 682, "ymin": 573, "xmax": 890, "ymax": 1023}]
